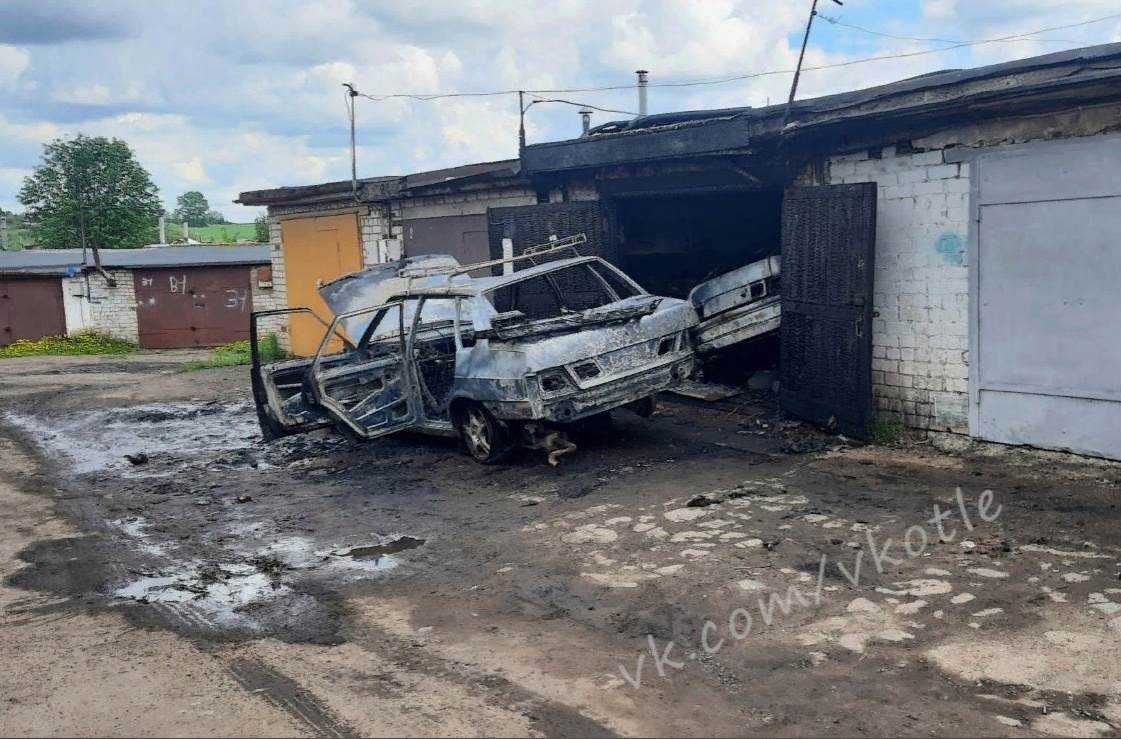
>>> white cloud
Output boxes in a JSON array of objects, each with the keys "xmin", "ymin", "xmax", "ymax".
[
  {"xmin": 1, "ymin": 0, "xmax": 1120, "ymax": 220},
  {"xmin": 171, "ymin": 156, "xmax": 211, "ymax": 185},
  {"xmin": 923, "ymin": 0, "xmax": 957, "ymax": 20},
  {"xmin": 0, "ymin": 44, "xmax": 29, "ymax": 88}
]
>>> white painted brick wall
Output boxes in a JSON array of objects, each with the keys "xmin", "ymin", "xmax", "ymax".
[
  {"xmin": 85, "ymin": 270, "xmax": 139, "ymax": 344},
  {"xmin": 829, "ymin": 145, "xmax": 970, "ymax": 432},
  {"xmin": 261, "ymin": 215, "xmax": 290, "ymax": 351}
]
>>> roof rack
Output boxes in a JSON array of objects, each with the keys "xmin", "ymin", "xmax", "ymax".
[{"xmin": 397, "ymin": 233, "xmax": 587, "ymax": 279}]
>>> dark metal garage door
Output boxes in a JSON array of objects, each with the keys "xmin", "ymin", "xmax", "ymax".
[
  {"xmin": 780, "ymin": 183, "xmax": 878, "ymax": 439},
  {"xmin": 134, "ymin": 266, "xmax": 254, "ymax": 349},
  {"xmin": 0, "ymin": 277, "xmax": 66, "ymax": 346},
  {"xmin": 404, "ymin": 214, "xmax": 491, "ymax": 265}
]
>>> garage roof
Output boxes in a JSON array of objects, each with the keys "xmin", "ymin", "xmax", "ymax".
[
  {"xmin": 523, "ymin": 42, "xmax": 1121, "ymax": 173},
  {"xmin": 0, "ymin": 245, "xmax": 271, "ymax": 276},
  {"xmin": 237, "ymin": 159, "xmax": 523, "ymax": 207}
]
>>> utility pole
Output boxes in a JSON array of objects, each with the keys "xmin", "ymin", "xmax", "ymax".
[
  {"xmin": 518, "ymin": 91, "xmax": 527, "ymax": 154},
  {"xmin": 343, "ymin": 83, "xmax": 359, "ymax": 202},
  {"xmin": 786, "ymin": 0, "xmax": 843, "ymax": 123}
]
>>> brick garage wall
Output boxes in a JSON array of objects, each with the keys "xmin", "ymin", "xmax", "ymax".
[
  {"xmin": 86, "ymin": 269, "xmax": 139, "ymax": 344},
  {"xmin": 825, "ymin": 103, "xmax": 1121, "ymax": 433}
]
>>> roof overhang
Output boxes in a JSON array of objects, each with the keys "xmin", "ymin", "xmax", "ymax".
[{"xmin": 523, "ymin": 43, "xmax": 1121, "ymax": 174}]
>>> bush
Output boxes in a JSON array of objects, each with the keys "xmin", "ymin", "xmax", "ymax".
[
  {"xmin": 180, "ymin": 333, "xmax": 286, "ymax": 371},
  {"xmin": 0, "ymin": 332, "xmax": 136, "ymax": 358},
  {"xmin": 254, "ymin": 213, "xmax": 269, "ymax": 243}
]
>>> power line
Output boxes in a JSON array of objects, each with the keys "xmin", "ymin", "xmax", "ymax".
[
  {"xmin": 818, "ymin": 13, "xmax": 1114, "ymax": 46},
  {"xmin": 349, "ymin": 11, "xmax": 1121, "ymax": 104},
  {"xmin": 524, "ymin": 93, "xmax": 636, "ymax": 117}
]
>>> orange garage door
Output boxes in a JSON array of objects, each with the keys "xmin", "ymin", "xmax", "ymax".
[{"xmin": 281, "ymin": 213, "xmax": 363, "ymax": 356}]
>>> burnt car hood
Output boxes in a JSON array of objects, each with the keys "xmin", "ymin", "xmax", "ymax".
[{"xmin": 319, "ymin": 255, "xmax": 464, "ymax": 337}]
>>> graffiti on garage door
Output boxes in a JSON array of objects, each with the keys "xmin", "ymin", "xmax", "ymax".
[{"xmin": 134, "ymin": 266, "xmax": 254, "ymax": 349}]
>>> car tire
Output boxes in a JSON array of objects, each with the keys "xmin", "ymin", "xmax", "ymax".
[{"xmin": 456, "ymin": 402, "xmax": 516, "ymax": 464}]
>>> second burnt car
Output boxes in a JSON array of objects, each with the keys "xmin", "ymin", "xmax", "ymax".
[{"xmin": 250, "ymin": 238, "xmax": 698, "ymax": 463}]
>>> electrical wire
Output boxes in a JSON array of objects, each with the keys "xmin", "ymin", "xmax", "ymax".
[
  {"xmin": 523, "ymin": 93, "xmax": 636, "ymax": 117},
  {"xmin": 818, "ymin": 13, "xmax": 1110, "ymax": 47},
  {"xmin": 350, "ymin": 11, "xmax": 1121, "ymax": 104}
]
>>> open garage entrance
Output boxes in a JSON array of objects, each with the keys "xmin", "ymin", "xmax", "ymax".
[
  {"xmin": 485, "ymin": 182, "xmax": 878, "ymax": 438},
  {"xmin": 611, "ymin": 190, "xmax": 784, "ymax": 300}
]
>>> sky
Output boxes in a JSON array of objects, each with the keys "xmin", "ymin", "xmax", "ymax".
[{"xmin": 1, "ymin": 0, "xmax": 1120, "ymax": 222}]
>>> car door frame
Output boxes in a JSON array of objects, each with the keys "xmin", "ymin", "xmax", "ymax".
[{"xmin": 307, "ymin": 299, "xmax": 422, "ymax": 440}]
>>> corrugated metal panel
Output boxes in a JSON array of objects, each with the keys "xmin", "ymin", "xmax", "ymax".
[
  {"xmin": 134, "ymin": 266, "xmax": 254, "ymax": 349},
  {"xmin": 486, "ymin": 202, "xmax": 615, "ymax": 268},
  {"xmin": 0, "ymin": 277, "xmax": 66, "ymax": 346},
  {"xmin": 779, "ymin": 183, "xmax": 877, "ymax": 439}
]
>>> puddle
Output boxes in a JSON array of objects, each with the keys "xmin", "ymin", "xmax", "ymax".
[
  {"xmin": 335, "ymin": 535, "xmax": 426, "ymax": 562},
  {"xmin": 4, "ymin": 401, "xmax": 260, "ymax": 476}
]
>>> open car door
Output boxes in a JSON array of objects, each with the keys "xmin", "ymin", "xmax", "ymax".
[
  {"xmin": 306, "ymin": 301, "xmax": 422, "ymax": 439},
  {"xmin": 251, "ymin": 308, "xmax": 354, "ymax": 440}
]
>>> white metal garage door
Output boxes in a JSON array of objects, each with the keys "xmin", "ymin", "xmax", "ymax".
[{"xmin": 971, "ymin": 136, "xmax": 1121, "ymax": 459}]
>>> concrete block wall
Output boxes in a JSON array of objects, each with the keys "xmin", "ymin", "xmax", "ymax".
[
  {"xmin": 828, "ymin": 146, "xmax": 971, "ymax": 432},
  {"xmin": 396, "ymin": 186, "xmax": 536, "ymax": 222},
  {"xmin": 85, "ymin": 270, "xmax": 140, "ymax": 344}
]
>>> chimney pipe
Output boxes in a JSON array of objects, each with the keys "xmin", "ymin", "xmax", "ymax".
[
  {"xmin": 579, "ymin": 108, "xmax": 592, "ymax": 135},
  {"xmin": 636, "ymin": 69, "xmax": 648, "ymax": 116}
]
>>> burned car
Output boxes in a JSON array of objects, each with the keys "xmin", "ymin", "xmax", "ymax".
[{"xmin": 250, "ymin": 240, "xmax": 697, "ymax": 463}]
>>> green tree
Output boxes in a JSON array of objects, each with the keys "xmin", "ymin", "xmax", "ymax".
[
  {"xmin": 205, "ymin": 209, "xmax": 227, "ymax": 225},
  {"xmin": 254, "ymin": 213, "xmax": 269, "ymax": 243},
  {"xmin": 175, "ymin": 190, "xmax": 210, "ymax": 226},
  {"xmin": 18, "ymin": 135, "xmax": 160, "ymax": 249}
]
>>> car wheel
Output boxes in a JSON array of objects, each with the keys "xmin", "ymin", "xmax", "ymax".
[{"xmin": 457, "ymin": 402, "xmax": 515, "ymax": 464}]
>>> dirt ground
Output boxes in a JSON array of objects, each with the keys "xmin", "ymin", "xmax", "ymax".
[{"xmin": 2, "ymin": 351, "xmax": 1121, "ymax": 738}]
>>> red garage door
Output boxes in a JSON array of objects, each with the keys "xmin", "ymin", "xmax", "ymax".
[
  {"xmin": 0, "ymin": 277, "xmax": 66, "ymax": 347},
  {"xmin": 134, "ymin": 266, "xmax": 254, "ymax": 349}
]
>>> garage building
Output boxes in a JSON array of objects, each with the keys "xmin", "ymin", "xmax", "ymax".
[
  {"xmin": 240, "ymin": 42, "xmax": 1121, "ymax": 460},
  {"xmin": 518, "ymin": 43, "xmax": 1121, "ymax": 458},
  {"xmin": 237, "ymin": 160, "xmax": 535, "ymax": 356},
  {"xmin": 0, "ymin": 245, "xmax": 275, "ymax": 349}
]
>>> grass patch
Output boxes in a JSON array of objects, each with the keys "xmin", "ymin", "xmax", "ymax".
[
  {"xmin": 869, "ymin": 413, "xmax": 907, "ymax": 444},
  {"xmin": 0, "ymin": 332, "xmax": 136, "ymax": 358},
  {"xmin": 180, "ymin": 334, "xmax": 286, "ymax": 371},
  {"xmin": 167, "ymin": 222, "xmax": 260, "ymax": 243}
]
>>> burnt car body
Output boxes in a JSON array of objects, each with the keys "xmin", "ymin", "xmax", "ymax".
[
  {"xmin": 250, "ymin": 246, "xmax": 697, "ymax": 463},
  {"xmin": 689, "ymin": 256, "xmax": 781, "ymax": 355}
]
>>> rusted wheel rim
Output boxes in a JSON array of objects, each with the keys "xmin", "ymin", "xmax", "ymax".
[{"xmin": 463, "ymin": 407, "xmax": 492, "ymax": 458}]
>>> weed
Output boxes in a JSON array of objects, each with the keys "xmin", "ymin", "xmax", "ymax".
[
  {"xmin": 180, "ymin": 333, "xmax": 286, "ymax": 371},
  {"xmin": 870, "ymin": 413, "xmax": 907, "ymax": 444},
  {"xmin": 0, "ymin": 332, "xmax": 136, "ymax": 358}
]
